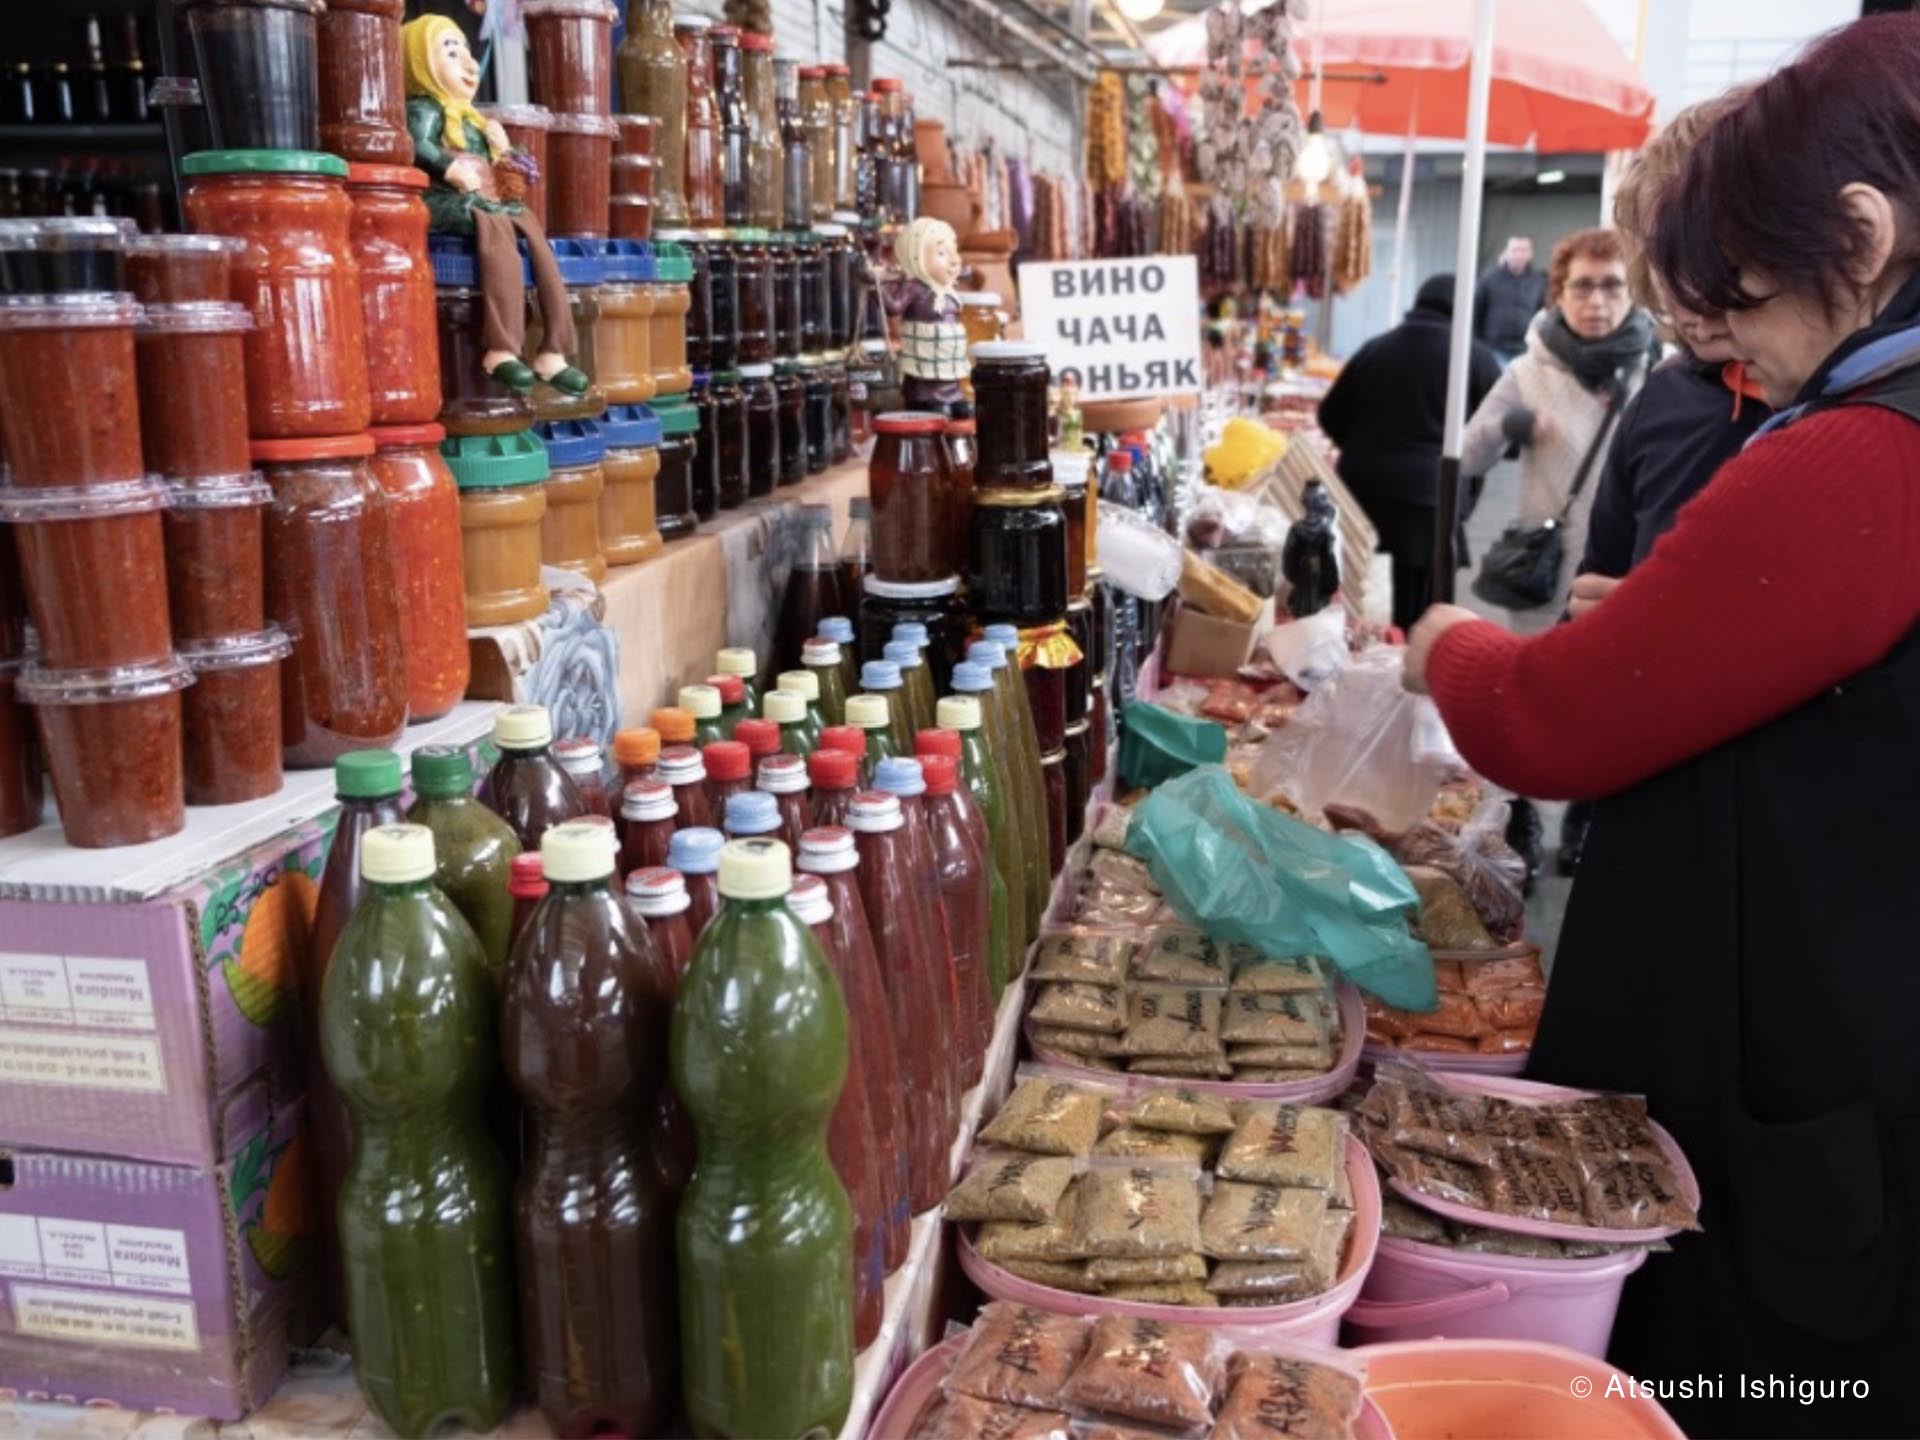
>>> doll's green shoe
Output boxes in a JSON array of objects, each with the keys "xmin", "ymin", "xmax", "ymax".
[
  {"xmin": 487, "ymin": 356, "xmax": 536, "ymax": 392},
  {"xmin": 544, "ymin": 364, "xmax": 591, "ymax": 396}
]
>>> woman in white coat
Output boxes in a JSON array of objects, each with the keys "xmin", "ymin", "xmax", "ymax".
[{"xmin": 1461, "ymin": 227, "xmax": 1655, "ymax": 633}]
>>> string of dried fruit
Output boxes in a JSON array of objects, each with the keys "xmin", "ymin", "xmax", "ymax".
[
  {"xmin": 1087, "ymin": 71, "xmax": 1128, "ymax": 188},
  {"xmin": 1334, "ymin": 188, "xmax": 1374, "ymax": 292},
  {"xmin": 722, "ymin": 0, "xmax": 772, "ymax": 36},
  {"xmin": 1125, "ymin": 74, "xmax": 1161, "ymax": 200},
  {"xmin": 1292, "ymin": 202, "xmax": 1329, "ymax": 300}
]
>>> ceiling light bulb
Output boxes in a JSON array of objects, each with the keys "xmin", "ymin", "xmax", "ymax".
[
  {"xmin": 1115, "ymin": 0, "xmax": 1165, "ymax": 22},
  {"xmin": 1296, "ymin": 132, "xmax": 1333, "ymax": 186}
]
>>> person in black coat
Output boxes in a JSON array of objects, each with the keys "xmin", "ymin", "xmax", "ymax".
[{"xmin": 1317, "ymin": 274, "xmax": 1502, "ymax": 629}]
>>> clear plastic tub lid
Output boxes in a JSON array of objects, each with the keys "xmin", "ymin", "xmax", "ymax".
[
  {"xmin": 546, "ymin": 111, "xmax": 620, "ymax": 137},
  {"xmin": 957, "ymin": 291, "xmax": 1003, "ymax": 307},
  {"xmin": 126, "ymin": 233, "xmax": 244, "ymax": 257},
  {"xmin": 522, "ymin": 0, "xmax": 617, "ymax": 17},
  {"xmin": 0, "ymin": 292, "xmax": 143, "ymax": 330},
  {"xmin": 864, "ymin": 573, "xmax": 962, "ymax": 599},
  {"xmin": 163, "ymin": 471, "xmax": 272, "ymax": 508},
  {"xmin": 178, "ymin": 626, "xmax": 294, "ymax": 672},
  {"xmin": 138, "ymin": 300, "xmax": 254, "ymax": 333},
  {"xmin": 971, "ymin": 340, "xmax": 1046, "ymax": 361},
  {"xmin": 480, "ymin": 103, "xmax": 556, "ymax": 127},
  {"xmin": 0, "ymin": 217, "xmax": 138, "ymax": 251},
  {"xmin": 16, "ymin": 653, "xmax": 194, "ymax": 706},
  {"xmin": 0, "ymin": 475, "xmax": 168, "ymax": 522}
]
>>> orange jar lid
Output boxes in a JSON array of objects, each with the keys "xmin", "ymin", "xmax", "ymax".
[
  {"xmin": 250, "ymin": 433, "xmax": 376, "ymax": 463},
  {"xmin": 346, "ymin": 163, "xmax": 428, "ymax": 190},
  {"xmin": 369, "ymin": 423, "xmax": 449, "ymax": 448}
]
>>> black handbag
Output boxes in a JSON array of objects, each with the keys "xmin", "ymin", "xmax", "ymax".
[{"xmin": 1471, "ymin": 392, "xmax": 1622, "ymax": 611}]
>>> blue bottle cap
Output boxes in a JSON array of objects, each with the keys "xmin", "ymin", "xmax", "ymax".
[
  {"xmin": 668, "ymin": 826, "xmax": 726, "ymax": 873},
  {"xmin": 819, "ymin": 615, "xmax": 855, "ymax": 645},
  {"xmin": 949, "ymin": 662, "xmax": 994, "ymax": 693},
  {"xmin": 891, "ymin": 621, "xmax": 929, "ymax": 648},
  {"xmin": 873, "ymin": 756, "xmax": 926, "ymax": 797},
  {"xmin": 983, "ymin": 623, "xmax": 1019, "ymax": 651},
  {"xmin": 860, "ymin": 659, "xmax": 902, "ymax": 690},
  {"xmin": 724, "ymin": 790, "xmax": 781, "ymax": 836},
  {"xmin": 881, "ymin": 641, "xmax": 920, "ymax": 668},
  {"xmin": 968, "ymin": 640, "xmax": 1009, "ymax": 670}
]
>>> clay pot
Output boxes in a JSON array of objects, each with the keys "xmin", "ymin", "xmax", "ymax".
[
  {"xmin": 915, "ymin": 117, "xmax": 952, "ymax": 183},
  {"xmin": 917, "ymin": 180, "xmax": 980, "ymax": 236}
]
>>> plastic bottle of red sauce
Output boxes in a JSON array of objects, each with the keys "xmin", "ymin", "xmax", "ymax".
[
  {"xmin": 757, "ymin": 752, "xmax": 811, "ymax": 851},
  {"xmin": 709, "ymin": 671, "xmax": 749, "ymax": 737},
  {"xmin": 625, "ymin": 865, "xmax": 699, "ymax": 1199},
  {"xmin": 846, "ymin": 789, "xmax": 954, "ymax": 1211},
  {"xmin": 703, "ymin": 738, "xmax": 752, "ymax": 816},
  {"xmin": 508, "ymin": 851, "xmax": 549, "ymax": 955},
  {"xmin": 787, "ymin": 871, "xmax": 886, "ymax": 1348},
  {"xmin": 797, "ymin": 825, "xmax": 910, "ymax": 1273},
  {"xmin": 917, "ymin": 751, "xmax": 995, "ymax": 1082},
  {"xmin": 816, "ymin": 723, "xmax": 869, "ymax": 788},
  {"xmin": 734, "ymin": 716, "xmax": 781, "ymax": 774},
  {"xmin": 873, "ymin": 756, "xmax": 967, "ymax": 1100},
  {"xmin": 613, "ymin": 725, "xmax": 661, "ymax": 788},
  {"xmin": 505, "ymin": 821, "xmax": 677, "ymax": 1436},
  {"xmin": 723, "ymin": 788, "xmax": 780, "ymax": 840},
  {"xmin": 619, "ymin": 780, "xmax": 678, "ymax": 878},
  {"xmin": 806, "ymin": 746, "xmax": 858, "ymax": 831},
  {"xmin": 480, "ymin": 704, "xmax": 587, "ymax": 850},
  {"xmin": 919, "ymin": 726, "xmax": 1014, "ymax": 1009},
  {"xmin": 553, "ymin": 735, "xmax": 612, "ymax": 818},
  {"xmin": 668, "ymin": 825, "xmax": 725, "ymax": 935},
  {"xmin": 657, "ymin": 744, "xmax": 712, "ymax": 831}
]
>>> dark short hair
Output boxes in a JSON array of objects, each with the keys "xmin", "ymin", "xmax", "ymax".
[
  {"xmin": 1651, "ymin": 15, "xmax": 1920, "ymax": 315},
  {"xmin": 1547, "ymin": 228, "xmax": 1626, "ymax": 303}
]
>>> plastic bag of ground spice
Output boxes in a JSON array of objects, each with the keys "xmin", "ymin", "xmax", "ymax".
[
  {"xmin": 1215, "ymin": 1349, "xmax": 1366, "ymax": 1440},
  {"xmin": 1089, "ymin": 849, "xmax": 1160, "ymax": 895},
  {"xmin": 1373, "ymin": 1075, "xmax": 1497, "ymax": 1166},
  {"xmin": 1227, "ymin": 1038, "xmax": 1333, "ymax": 1070},
  {"xmin": 1378, "ymin": 1144, "xmax": 1490, "ymax": 1209},
  {"xmin": 980, "ymin": 1078, "xmax": 1111, "ymax": 1155},
  {"xmin": 1102, "ymin": 1281, "xmax": 1217, "ymax": 1306},
  {"xmin": 1483, "ymin": 1148, "xmax": 1587, "ymax": 1226},
  {"xmin": 1035, "ymin": 1024, "xmax": 1130, "ymax": 1058},
  {"xmin": 1095, "ymin": 1126, "xmax": 1215, "ymax": 1165},
  {"xmin": 1201, "ymin": 1182, "xmax": 1331, "ymax": 1261},
  {"xmin": 1408, "ymin": 865, "xmax": 1497, "ymax": 951},
  {"xmin": 1031, "ymin": 982, "xmax": 1129, "ymax": 1035},
  {"xmin": 1131, "ymin": 1055, "xmax": 1235, "ymax": 1079},
  {"xmin": 1476, "ymin": 1030, "xmax": 1533, "ymax": 1054},
  {"xmin": 1220, "ymin": 991, "xmax": 1327, "ymax": 1049},
  {"xmin": 1086, "ymin": 1253, "xmax": 1209, "ymax": 1285},
  {"xmin": 1123, "ymin": 986, "xmax": 1226, "ymax": 1058},
  {"xmin": 1032, "ymin": 929, "xmax": 1135, "ymax": 987},
  {"xmin": 914, "ymin": 1394, "xmax": 1074, "ymax": 1440},
  {"xmin": 1226, "ymin": 948, "xmax": 1328, "ymax": 995},
  {"xmin": 1059, "ymin": 1315, "xmax": 1228, "ymax": 1429},
  {"xmin": 1484, "ymin": 1098, "xmax": 1574, "ymax": 1160},
  {"xmin": 1001, "ymin": 1258, "xmax": 1104, "ymax": 1293},
  {"xmin": 1126, "ymin": 1087, "xmax": 1237, "ymax": 1136},
  {"xmin": 1555, "ymin": 1094, "xmax": 1669, "ymax": 1168},
  {"xmin": 1131, "ymin": 930, "xmax": 1229, "ymax": 986},
  {"xmin": 976, "ymin": 1183, "xmax": 1088, "ymax": 1264},
  {"xmin": 1236, "ymin": 1067, "xmax": 1332, "ymax": 1082},
  {"xmin": 1075, "ymin": 882, "xmax": 1168, "ymax": 926},
  {"xmin": 1582, "ymin": 1157, "xmax": 1700, "ymax": 1231},
  {"xmin": 1381, "ymin": 1196, "xmax": 1448, "ymax": 1243},
  {"xmin": 947, "ymin": 1153, "xmax": 1081, "ymax": 1223},
  {"xmin": 1217, "ymin": 1105, "xmax": 1346, "ymax": 1191},
  {"xmin": 1074, "ymin": 1165, "xmax": 1207, "ymax": 1258},
  {"xmin": 945, "ymin": 1303, "xmax": 1094, "ymax": 1410},
  {"xmin": 1360, "ymin": 994, "xmax": 1419, "ymax": 1040},
  {"xmin": 1462, "ymin": 951, "xmax": 1544, "ymax": 995},
  {"xmin": 1478, "ymin": 986, "xmax": 1545, "ymax": 1032}
]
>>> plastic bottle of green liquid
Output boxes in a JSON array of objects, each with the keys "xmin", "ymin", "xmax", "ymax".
[
  {"xmin": 674, "ymin": 838, "xmax": 854, "ymax": 1438},
  {"xmin": 968, "ymin": 643, "xmax": 1049, "ymax": 945},
  {"xmin": 408, "ymin": 745, "xmax": 521, "ymax": 979},
  {"xmin": 936, "ymin": 694, "xmax": 1028, "ymax": 970},
  {"xmin": 949, "ymin": 664, "xmax": 1041, "ymax": 947},
  {"xmin": 681, "ymin": 683, "xmax": 729, "ymax": 749},
  {"xmin": 883, "ymin": 639, "xmax": 937, "ymax": 738},
  {"xmin": 709, "ymin": 673, "xmax": 750, "ymax": 737},
  {"xmin": 858, "ymin": 658, "xmax": 915, "ymax": 758},
  {"xmin": 714, "ymin": 646, "xmax": 761, "ymax": 716},
  {"xmin": 843, "ymin": 692, "xmax": 896, "ymax": 776},
  {"xmin": 982, "ymin": 626, "xmax": 1050, "ymax": 923},
  {"xmin": 819, "ymin": 615, "xmax": 860, "ymax": 701},
  {"xmin": 505, "ymin": 822, "xmax": 679, "ymax": 1436},
  {"xmin": 763, "ymin": 687, "xmax": 815, "ymax": 758},
  {"xmin": 322, "ymin": 824, "xmax": 515, "ymax": 1436},
  {"xmin": 800, "ymin": 638, "xmax": 850, "ymax": 727},
  {"xmin": 776, "ymin": 668, "xmax": 828, "ymax": 749}
]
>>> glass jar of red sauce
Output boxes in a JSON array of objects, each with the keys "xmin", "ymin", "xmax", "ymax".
[
  {"xmin": 869, "ymin": 412, "xmax": 959, "ymax": 584},
  {"xmin": 544, "ymin": 111, "xmax": 618, "ymax": 239},
  {"xmin": 480, "ymin": 104, "xmax": 553, "ymax": 229},
  {"xmin": 0, "ymin": 293, "xmax": 145, "ymax": 489},
  {"xmin": 127, "ymin": 233, "xmax": 243, "ymax": 304},
  {"xmin": 135, "ymin": 302, "xmax": 254, "ymax": 481},
  {"xmin": 0, "ymin": 655, "xmax": 43, "ymax": 837},
  {"xmin": 317, "ymin": 0, "xmax": 408, "ymax": 164},
  {"xmin": 600, "ymin": 404, "xmax": 663, "ymax": 565},
  {"xmin": 616, "ymin": 113, "xmax": 656, "ymax": 158},
  {"xmin": 252, "ymin": 433, "xmax": 408, "ymax": 767},
  {"xmin": 18, "ymin": 654, "xmax": 191, "ymax": 848},
  {"xmin": 534, "ymin": 418, "xmax": 608, "ymax": 584},
  {"xmin": 184, "ymin": 150, "xmax": 370, "ymax": 439},
  {"xmin": 651, "ymin": 395, "xmax": 698, "ymax": 541},
  {"xmin": 645, "ymin": 241, "xmax": 693, "ymax": 398},
  {"xmin": 444, "ymin": 429, "xmax": 551, "ymax": 627},
  {"xmin": 969, "ymin": 341, "xmax": 1053, "ymax": 491},
  {"xmin": 178, "ymin": 626, "xmax": 292, "ymax": 806},
  {"xmin": 346, "ymin": 163, "xmax": 441, "ymax": 427},
  {"xmin": 164, "ymin": 472, "xmax": 270, "ymax": 643},
  {"xmin": 0, "ymin": 477, "xmax": 174, "ymax": 670},
  {"xmin": 524, "ymin": 0, "xmax": 617, "ymax": 116},
  {"xmin": 369, "ymin": 424, "xmax": 471, "ymax": 720},
  {"xmin": 970, "ymin": 487, "xmax": 1069, "ymax": 626}
]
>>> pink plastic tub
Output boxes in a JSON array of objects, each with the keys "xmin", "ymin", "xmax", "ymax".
[
  {"xmin": 1343, "ymin": 1233, "xmax": 1649, "ymax": 1358},
  {"xmin": 1354, "ymin": 1338, "xmax": 1685, "ymax": 1440},
  {"xmin": 1028, "ymin": 982, "xmax": 1368, "ymax": 1104},
  {"xmin": 958, "ymin": 1135, "xmax": 1381, "ymax": 1350}
]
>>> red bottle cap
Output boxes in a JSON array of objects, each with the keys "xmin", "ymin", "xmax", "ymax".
[
  {"xmin": 735, "ymin": 718, "xmax": 780, "ymax": 759},
  {"xmin": 708, "ymin": 673, "xmax": 746, "ymax": 705},
  {"xmin": 508, "ymin": 852, "xmax": 547, "ymax": 898},
  {"xmin": 914, "ymin": 728, "xmax": 961, "ymax": 761},
  {"xmin": 704, "ymin": 739, "xmax": 750, "ymax": 781},
  {"xmin": 819, "ymin": 725, "xmax": 866, "ymax": 760},
  {"xmin": 920, "ymin": 753, "xmax": 958, "ymax": 796},
  {"xmin": 807, "ymin": 747, "xmax": 858, "ymax": 789},
  {"xmin": 1106, "ymin": 450, "xmax": 1133, "ymax": 471}
]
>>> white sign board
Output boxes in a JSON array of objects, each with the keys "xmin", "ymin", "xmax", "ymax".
[{"xmin": 1015, "ymin": 255, "xmax": 1203, "ymax": 401}]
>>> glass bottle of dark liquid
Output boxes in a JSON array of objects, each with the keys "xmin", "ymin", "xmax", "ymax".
[
  {"xmin": 79, "ymin": 15, "xmax": 114, "ymax": 123},
  {"xmin": 838, "ymin": 495, "xmax": 873, "ymax": 605},
  {"xmin": 710, "ymin": 25, "xmax": 751, "ymax": 229},
  {"xmin": 775, "ymin": 503, "xmax": 850, "ymax": 673},
  {"xmin": 854, "ymin": 91, "xmax": 881, "ymax": 223},
  {"xmin": 775, "ymin": 58, "xmax": 810, "ymax": 232},
  {"xmin": 116, "ymin": 14, "xmax": 149, "ymax": 122},
  {"xmin": 479, "ymin": 705, "xmax": 588, "ymax": 851},
  {"xmin": 677, "ymin": 17, "xmax": 723, "ymax": 231},
  {"xmin": 44, "ymin": 62, "xmax": 77, "ymax": 126}
]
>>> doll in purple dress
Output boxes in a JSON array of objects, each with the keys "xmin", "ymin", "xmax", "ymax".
[{"xmin": 888, "ymin": 216, "xmax": 967, "ymax": 414}]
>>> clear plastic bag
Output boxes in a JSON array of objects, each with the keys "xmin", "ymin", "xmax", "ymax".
[
  {"xmin": 1097, "ymin": 499, "xmax": 1184, "ymax": 601},
  {"xmin": 1261, "ymin": 603, "xmax": 1348, "ymax": 690},
  {"xmin": 1391, "ymin": 797, "xmax": 1528, "ymax": 946}
]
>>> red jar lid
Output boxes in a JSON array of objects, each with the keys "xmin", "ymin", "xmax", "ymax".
[
  {"xmin": 704, "ymin": 739, "xmax": 750, "ymax": 781},
  {"xmin": 346, "ymin": 163, "xmax": 428, "ymax": 190},
  {"xmin": 368, "ymin": 422, "xmax": 449, "ymax": 448},
  {"xmin": 734, "ymin": 717, "xmax": 780, "ymax": 759},
  {"xmin": 871, "ymin": 77, "xmax": 903, "ymax": 92},
  {"xmin": 807, "ymin": 747, "xmax": 857, "ymax": 789},
  {"xmin": 250, "ymin": 433, "xmax": 376, "ymax": 463},
  {"xmin": 709, "ymin": 22, "xmax": 741, "ymax": 39},
  {"xmin": 872, "ymin": 411, "xmax": 948, "ymax": 436},
  {"xmin": 914, "ymin": 728, "xmax": 961, "ymax": 761},
  {"xmin": 945, "ymin": 416, "xmax": 977, "ymax": 436},
  {"xmin": 798, "ymin": 65, "xmax": 826, "ymax": 78},
  {"xmin": 739, "ymin": 31, "xmax": 773, "ymax": 50},
  {"xmin": 823, "ymin": 62, "xmax": 851, "ymax": 75}
]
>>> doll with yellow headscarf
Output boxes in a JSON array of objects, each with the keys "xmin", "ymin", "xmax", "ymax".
[
  {"xmin": 402, "ymin": 14, "xmax": 587, "ymax": 395},
  {"xmin": 888, "ymin": 216, "xmax": 967, "ymax": 414}
]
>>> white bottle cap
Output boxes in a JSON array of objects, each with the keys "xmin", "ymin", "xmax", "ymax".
[
  {"xmin": 679, "ymin": 683, "xmax": 722, "ymax": 719},
  {"xmin": 541, "ymin": 819, "xmax": 618, "ymax": 883},
  {"xmin": 845, "ymin": 693, "xmax": 890, "ymax": 730},
  {"xmin": 763, "ymin": 689, "xmax": 807, "ymax": 724},
  {"xmin": 715, "ymin": 646, "xmax": 758, "ymax": 677},
  {"xmin": 778, "ymin": 669, "xmax": 820, "ymax": 702},
  {"xmin": 716, "ymin": 837, "xmax": 792, "ymax": 899},
  {"xmin": 360, "ymin": 824, "xmax": 437, "ymax": 884},
  {"xmin": 936, "ymin": 696, "xmax": 982, "ymax": 731},
  {"xmin": 494, "ymin": 704, "xmax": 552, "ymax": 749}
]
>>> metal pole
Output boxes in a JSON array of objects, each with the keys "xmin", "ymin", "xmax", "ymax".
[
  {"xmin": 1388, "ymin": 116, "xmax": 1417, "ymax": 319},
  {"xmin": 1433, "ymin": 0, "xmax": 1498, "ymax": 603}
]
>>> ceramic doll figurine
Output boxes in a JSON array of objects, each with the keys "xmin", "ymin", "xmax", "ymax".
[
  {"xmin": 888, "ymin": 216, "xmax": 967, "ymax": 414},
  {"xmin": 402, "ymin": 15, "xmax": 589, "ymax": 396}
]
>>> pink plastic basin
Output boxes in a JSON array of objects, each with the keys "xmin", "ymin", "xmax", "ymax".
[
  {"xmin": 1354, "ymin": 1338, "xmax": 1686, "ymax": 1440},
  {"xmin": 958, "ymin": 1134, "xmax": 1381, "ymax": 1350},
  {"xmin": 1343, "ymin": 1233, "xmax": 1649, "ymax": 1359}
]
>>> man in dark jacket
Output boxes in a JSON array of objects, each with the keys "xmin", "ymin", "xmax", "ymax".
[
  {"xmin": 1318, "ymin": 273, "xmax": 1503, "ymax": 629},
  {"xmin": 1473, "ymin": 236, "xmax": 1547, "ymax": 361}
]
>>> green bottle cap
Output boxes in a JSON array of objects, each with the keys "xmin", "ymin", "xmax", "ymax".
[
  {"xmin": 410, "ymin": 745, "xmax": 474, "ymax": 797},
  {"xmin": 335, "ymin": 749, "xmax": 402, "ymax": 799}
]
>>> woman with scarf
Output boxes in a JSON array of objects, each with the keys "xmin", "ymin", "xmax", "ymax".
[
  {"xmin": 1407, "ymin": 17, "xmax": 1920, "ymax": 1435},
  {"xmin": 1458, "ymin": 227, "xmax": 1655, "ymax": 634}
]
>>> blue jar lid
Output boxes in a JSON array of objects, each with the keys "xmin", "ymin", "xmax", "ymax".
[
  {"xmin": 891, "ymin": 621, "xmax": 929, "ymax": 648},
  {"xmin": 600, "ymin": 402, "xmax": 662, "ymax": 448},
  {"xmin": 598, "ymin": 238, "xmax": 655, "ymax": 282},
  {"xmin": 724, "ymin": 790, "xmax": 781, "ymax": 835},
  {"xmin": 968, "ymin": 640, "xmax": 1009, "ymax": 670},
  {"xmin": 533, "ymin": 417, "xmax": 606, "ymax": 468},
  {"xmin": 549, "ymin": 236, "xmax": 608, "ymax": 286},
  {"xmin": 668, "ymin": 826, "xmax": 725, "ymax": 873},
  {"xmin": 428, "ymin": 232, "xmax": 533, "ymax": 289},
  {"xmin": 860, "ymin": 659, "xmax": 901, "ymax": 690},
  {"xmin": 983, "ymin": 623, "xmax": 1020, "ymax": 652},
  {"xmin": 873, "ymin": 756, "xmax": 926, "ymax": 797},
  {"xmin": 949, "ymin": 662, "xmax": 994, "ymax": 693}
]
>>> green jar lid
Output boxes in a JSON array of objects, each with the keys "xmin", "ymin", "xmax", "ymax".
[
  {"xmin": 335, "ymin": 748, "xmax": 402, "ymax": 799},
  {"xmin": 651, "ymin": 239, "xmax": 693, "ymax": 284},
  {"xmin": 410, "ymin": 744, "xmax": 474, "ymax": 797},
  {"xmin": 653, "ymin": 394, "xmax": 698, "ymax": 436},
  {"xmin": 182, "ymin": 149, "xmax": 350, "ymax": 178},
  {"xmin": 441, "ymin": 428, "xmax": 551, "ymax": 489}
]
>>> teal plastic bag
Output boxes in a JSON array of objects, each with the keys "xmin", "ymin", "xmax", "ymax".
[
  {"xmin": 1118, "ymin": 702, "xmax": 1230, "ymax": 792},
  {"xmin": 1124, "ymin": 765, "xmax": 1437, "ymax": 1011}
]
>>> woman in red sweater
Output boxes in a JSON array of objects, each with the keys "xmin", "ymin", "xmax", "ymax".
[{"xmin": 1407, "ymin": 17, "xmax": 1920, "ymax": 1437}]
